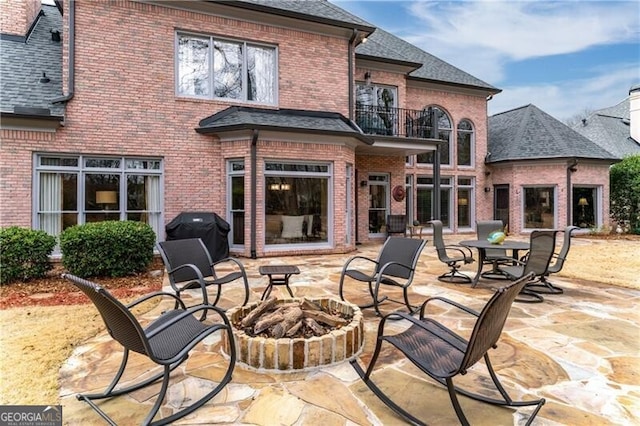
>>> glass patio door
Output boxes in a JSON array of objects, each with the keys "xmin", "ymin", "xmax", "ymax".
[{"xmin": 368, "ymin": 174, "xmax": 389, "ymax": 236}]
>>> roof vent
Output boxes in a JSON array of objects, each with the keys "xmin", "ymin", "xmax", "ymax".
[
  {"xmin": 581, "ymin": 118, "xmax": 587, "ymax": 126},
  {"xmin": 40, "ymin": 72, "xmax": 50, "ymax": 83},
  {"xmin": 51, "ymin": 30, "xmax": 61, "ymax": 42}
]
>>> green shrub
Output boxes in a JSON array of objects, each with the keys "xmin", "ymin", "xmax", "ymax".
[
  {"xmin": 610, "ymin": 155, "xmax": 640, "ymax": 234},
  {"xmin": 0, "ymin": 226, "xmax": 56, "ymax": 285},
  {"xmin": 60, "ymin": 221, "xmax": 156, "ymax": 278}
]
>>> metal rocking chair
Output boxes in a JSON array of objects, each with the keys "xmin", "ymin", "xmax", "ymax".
[
  {"xmin": 338, "ymin": 237, "xmax": 426, "ymax": 316},
  {"xmin": 351, "ymin": 272, "xmax": 544, "ymax": 426},
  {"xmin": 63, "ymin": 273, "xmax": 236, "ymax": 426},
  {"xmin": 157, "ymin": 238, "xmax": 249, "ymax": 312}
]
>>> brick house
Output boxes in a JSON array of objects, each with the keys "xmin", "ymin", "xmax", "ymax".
[{"xmin": 0, "ymin": 0, "xmax": 625, "ymax": 258}]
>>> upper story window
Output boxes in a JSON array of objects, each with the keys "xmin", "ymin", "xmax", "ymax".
[
  {"xmin": 457, "ymin": 119, "xmax": 474, "ymax": 167},
  {"xmin": 355, "ymin": 83, "xmax": 398, "ymax": 136},
  {"xmin": 416, "ymin": 106, "xmax": 452, "ymax": 165},
  {"xmin": 177, "ymin": 33, "xmax": 277, "ymax": 104}
]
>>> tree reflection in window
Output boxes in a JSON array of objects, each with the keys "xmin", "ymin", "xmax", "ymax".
[{"xmin": 416, "ymin": 106, "xmax": 451, "ymax": 165}]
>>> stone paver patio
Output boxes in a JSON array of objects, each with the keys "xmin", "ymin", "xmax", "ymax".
[{"xmin": 59, "ymin": 240, "xmax": 640, "ymax": 425}]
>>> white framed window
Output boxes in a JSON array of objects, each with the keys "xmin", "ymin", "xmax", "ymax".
[
  {"xmin": 177, "ymin": 32, "xmax": 277, "ymax": 104},
  {"xmin": 264, "ymin": 161, "xmax": 332, "ymax": 247},
  {"xmin": 416, "ymin": 176, "xmax": 452, "ymax": 227},
  {"xmin": 227, "ymin": 160, "xmax": 245, "ymax": 247},
  {"xmin": 34, "ymin": 154, "xmax": 163, "ymax": 244},
  {"xmin": 457, "ymin": 176, "xmax": 474, "ymax": 228},
  {"xmin": 457, "ymin": 119, "xmax": 474, "ymax": 167},
  {"xmin": 416, "ymin": 106, "xmax": 452, "ymax": 165},
  {"xmin": 523, "ymin": 186, "xmax": 556, "ymax": 229}
]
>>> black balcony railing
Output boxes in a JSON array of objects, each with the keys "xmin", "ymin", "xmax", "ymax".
[{"xmin": 354, "ymin": 105, "xmax": 435, "ymax": 139}]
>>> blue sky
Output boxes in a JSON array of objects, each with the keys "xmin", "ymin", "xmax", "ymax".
[{"xmin": 335, "ymin": 0, "xmax": 640, "ymax": 122}]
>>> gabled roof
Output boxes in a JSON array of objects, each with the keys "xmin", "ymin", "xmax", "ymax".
[
  {"xmin": 0, "ymin": 5, "xmax": 64, "ymax": 118},
  {"xmin": 196, "ymin": 106, "xmax": 372, "ymax": 143},
  {"xmin": 487, "ymin": 104, "xmax": 618, "ymax": 163},
  {"xmin": 356, "ymin": 28, "xmax": 500, "ymax": 94},
  {"xmin": 213, "ymin": 0, "xmax": 375, "ymax": 32},
  {"xmin": 571, "ymin": 96, "xmax": 640, "ymax": 159}
]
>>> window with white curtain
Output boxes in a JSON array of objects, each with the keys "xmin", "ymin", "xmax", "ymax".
[
  {"xmin": 177, "ymin": 32, "xmax": 277, "ymax": 104},
  {"xmin": 34, "ymin": 155, "xmax": 163, "ymax": 243}
]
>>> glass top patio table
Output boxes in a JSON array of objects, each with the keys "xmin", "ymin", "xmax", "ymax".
[{"xmin": 459, "ymin": 240, "xmax": 530, "ymax": 287}]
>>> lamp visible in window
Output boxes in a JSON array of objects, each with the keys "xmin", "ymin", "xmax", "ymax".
[
  {"xmin": 459, "ymin": 198, "xmax": 468, "ymax": 206},
  {"xmin": 96, "ymin": 190, "xmax": 117, "ymax": 210},
  {"xmin": 269, "ymin": 183, "xmax": 281, "ymax": 191},
  {"xmin": 578, "ymin": 197, "xmax": 589, "ymax": 225}
]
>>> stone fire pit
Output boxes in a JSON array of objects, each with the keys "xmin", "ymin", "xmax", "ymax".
[{"xmin": 223, "ymin": 297, "xmax": 364, "ymax": 371}]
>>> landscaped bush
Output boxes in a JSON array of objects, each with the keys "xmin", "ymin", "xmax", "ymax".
[
  {"xmin": 610, "ymin": 155, "xmax": 640, "ymax": 235},
  {"xmin": 60, "ymin": 221, "xmax": 156, "ymax": 278},
  {"xmin": 0, "ymin": 226, "xmax": 56, "ymax": 285}
]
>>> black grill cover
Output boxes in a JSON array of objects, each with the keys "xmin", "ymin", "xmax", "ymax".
[{"xmin": 165, "ymin": 212, "xmax": 230, "ymax": 262}]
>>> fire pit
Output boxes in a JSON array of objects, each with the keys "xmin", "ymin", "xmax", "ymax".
[{"xmin": 223, "ymin": 297, "xmax": 364, "ymax": 371}]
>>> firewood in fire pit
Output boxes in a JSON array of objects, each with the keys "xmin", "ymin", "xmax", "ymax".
[{"xmin": 238, "ymin": 297, "xmax": 352, "ymax": 338}]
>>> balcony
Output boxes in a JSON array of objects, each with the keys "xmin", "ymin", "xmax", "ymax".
[{"xmin": 355, "ymin": 105, "xmax": 433, "ymax": 139}]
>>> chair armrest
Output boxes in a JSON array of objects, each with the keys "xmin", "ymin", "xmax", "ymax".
[
  {"xmin": 419, "ymin": 296, "xmax": 480, "ymax": 319},
  {"xmin": 126, "ymin": 291, "xmax": 186, "ymax": 310},
  {"xmin": 444, "ymin": 245, "xmax": 474, "ymax": 261},
  {"xmin": 343, "ymin": 255, "xmax": 378, "ymax": 271},
  {"xmin": 145, "ymin": 304, "xmax": 230, "ymax": 339},
  {"xmin": 167, "ymin": 263, "xmax": 208, "ymax": 292}
]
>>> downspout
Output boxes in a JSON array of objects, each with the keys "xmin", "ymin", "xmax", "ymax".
[
  {"xmin": 348, "ymin": 29, "xmax": 359, "ymax": 242},
  {"xmin": 567, "ymin": 158, "xmax": 578, "ymax": 227},
  {"xmin": 348, "ymin": 29, "xmax": 358, "ymax": 120},
  {"xmin": 52, "ymin": 0, "xmax": 75, "ymax": 104},
  {"xmin": 250, "ymin": 130, "xmax": 259, "ymax": 259}
]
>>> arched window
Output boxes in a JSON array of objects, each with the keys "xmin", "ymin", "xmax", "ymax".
[
  {"xmin": 416, "ymin": 106, "xmax": 452, "ymax": 165},
  {"xmin": 457, "ymin": 119, "xmax": 474, "ymax": 166}
]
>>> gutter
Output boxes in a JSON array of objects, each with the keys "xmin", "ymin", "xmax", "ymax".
[
  {"xmin": 52, "ymin": 0, "xmax": 75, "ymax": 104},
  {"xmin": 250, "ymin": 129, "xmax": 259, "ymax": 259}
]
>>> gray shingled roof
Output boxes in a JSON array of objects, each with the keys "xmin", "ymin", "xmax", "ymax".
[
  {"xmin": 487, "ymin": 104, "xmax": 618, "ymax": 163},
  {"xmin": 356, "ymin": 28, "xmax": 500, "ymax": 93},
  {"xmin": 216, "ymin": 0, "xmax": 374, "ymax": 30},
  {"xmin": 571, "ymin": 96, "xmax": 640, "ymax": 159},
  {"xmin": 0, "ymin": 5, "xmax": 64, "ymax": 117},
  {"xmin": 197, "ymin": 106, "xmax": 372, "ymax": 143}
]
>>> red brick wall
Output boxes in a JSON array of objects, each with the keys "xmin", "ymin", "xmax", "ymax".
[{"xmin": 0, "ymin": 0, "xmax": 40, "ymax": 36}]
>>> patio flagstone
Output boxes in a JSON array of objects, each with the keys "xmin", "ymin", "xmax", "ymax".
[{"xmin": 59, "ymin": 241, "xmax": 640, "ymax": 425}]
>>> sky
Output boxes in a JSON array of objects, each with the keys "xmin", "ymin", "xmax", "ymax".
[{"xmin": 334, "ymin": 0, "xmax": 640, "ymax": 122}]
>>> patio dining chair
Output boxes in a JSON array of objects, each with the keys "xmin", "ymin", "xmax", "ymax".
[
  {"xmin": 157, "ymin": 238, "xmax": 249, "ymax": 313},
  {"xmin": 501, "ymin": 230, "xmax": 558, "ymax": 303},
  {"xmin": 350, "ymin": 272, "xmax": 544, "ymax": 426},
  {"xmin": 338, "ymin": 236, "xmax": 426, "ymax": 316},
  {"xmin": 527, "ymin": 226, "xmax": 579, "ymax": 295},
  {"xmin": 62, "ymin": 273, "xmax": 236, "ymax": 426},
  {"xmin": 429, "ymin": 220, "xmax": 474, "ymax": 283}
]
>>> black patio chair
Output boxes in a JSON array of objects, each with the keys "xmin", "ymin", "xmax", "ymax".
[
  {"xmin": 338, "ymin": 237, "xmax": 426, "ymax": 316},
  {"xmin": 157, "ymin": 238, "xmax": 249, "ymax": 312},
  {"xmin": 351, "ymin": 272, "xmax": 544, "ymax": 426},
  {"xmin": 526, "ymin": 226, "xmax": 579, "ymax": 295},
  {"xmin": 501, "ymin": 230, "xmax": 558, "ymax": 303},
  {"xmin": 386, "ymin": 214, "xmax": 408, "ymax": 237},
  {"xmin": 62, "ymin": 273, "xmax": 236, "ymax": 426},
  {"xmin": 476, "ymin": 220, "xmax": 511, "ymax": 279},
  {"xmin": 429, "ymin": 220, "xmax": 474, "ymax": 283}
]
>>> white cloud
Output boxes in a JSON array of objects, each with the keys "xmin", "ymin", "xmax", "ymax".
[
  {"xmin": 406, "ymin": 1, "xmax": 639, "ymax": 61},
  {"xmin": 488, "ymin": 64, "xmax": 639, "ymax": 121}
]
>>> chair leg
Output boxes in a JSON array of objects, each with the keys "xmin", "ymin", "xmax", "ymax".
[
  {"xmin": 525, "ymin": 276, "xmax": 564, "ymax": 295},
  {"xmin": 438, "ymin": 265, "xmax": 472, "ymax": 284},
  {"xmin": 515, "ymin": 285, "xmax": 545, "ymax": 303}
]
